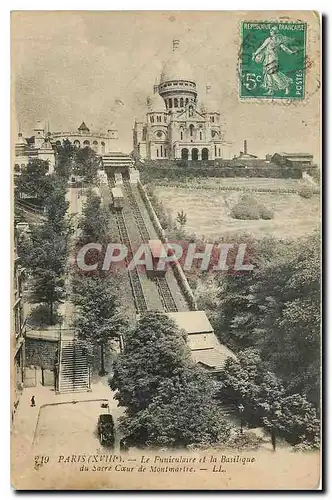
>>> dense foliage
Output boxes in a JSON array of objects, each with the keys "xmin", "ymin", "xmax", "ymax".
[
  {"xmin": 78, "ymin": 189, "xmax": 109, "ymax": 244},
  {"xmin": 55, "ymin": 140, "xmax": 100, "ymax": 183},
  {"xmin": 215, "ymin": 232, "xmax": 320, "ymax": 408},
  {"xmin": 72, "ymin": 274, "xmax": 127, "ymax": 375},
  {"xmin": 111, "ymin": 311, "xmax": 231, "ymax": 448},
  {"xmin": 15, "ymin": 158, "xmax": 54, "ymax": 203},
  {"xmin": 230, "ymin": 193, "xmax": 274, "ymax": 220},
  {"xmin": 137, "ymin": 161, "xmax": 318, "ymax": 182},
  {"xmin": 217, "ymin": 349, "xmax": 320, "ymax": 447},
  {"xmin": 17, "ymin": 178, "xmax": 72, "ymax": 324}
]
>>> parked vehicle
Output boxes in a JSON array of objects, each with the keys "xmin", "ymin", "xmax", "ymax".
[{"xmin": 97, "ymin": 414, "xmax": 115, "ymax": 447}]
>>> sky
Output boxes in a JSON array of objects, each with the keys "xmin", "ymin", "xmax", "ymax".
[{"xmin": 11, "ymin": 11, "xmax": 321, "ymax": 161}]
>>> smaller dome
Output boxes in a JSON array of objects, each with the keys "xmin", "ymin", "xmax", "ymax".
[
  {"xmin": 41, "ymin": 137, "xmax": 53, "ymax": 150},
  {"xmin": 147, "ymin": 92, "xmax": 166, "ymax": 113},
  {"xmin": 16, "ymin": 133, "xmax": 27, "ymax": 145}
]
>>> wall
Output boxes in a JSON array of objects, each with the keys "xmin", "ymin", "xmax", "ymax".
[
  {"xmin": 25, "ymin": 338, "xmax": 58, "ymax": 370},
  {"xmin": 137, "ymin": 181, "xmax": 197, "ymax": 311}
]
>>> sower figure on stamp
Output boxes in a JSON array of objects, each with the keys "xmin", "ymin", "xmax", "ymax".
[{"xmin": 252, "ymin": 26, "xmax": 297, "ymax": 96}]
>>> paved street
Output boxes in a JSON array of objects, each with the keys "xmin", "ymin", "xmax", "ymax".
[{"xmin": 12, "ymin": 369, "xmax": 124, "ymax": 477}]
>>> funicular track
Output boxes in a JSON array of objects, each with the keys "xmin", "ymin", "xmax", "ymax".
[
  {"xmin": 114, "ymin": 210, "xmax": 148, "ymax": 314},
  {"xmin": 122, "ymin": 179, "xmax": 178, "ymax": 313}
]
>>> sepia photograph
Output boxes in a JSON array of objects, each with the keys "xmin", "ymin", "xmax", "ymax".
[{"xmin": 10, "ymin": 10, "xmax": 321, "ymax": 490}]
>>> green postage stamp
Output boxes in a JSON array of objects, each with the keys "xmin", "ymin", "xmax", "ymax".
[{"xmin": 240, "ymin": 21, "xmax": 307, "ymax": 99}]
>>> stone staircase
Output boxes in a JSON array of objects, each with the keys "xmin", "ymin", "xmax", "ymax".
[{"xmin": 58, "ymin": 339, "xmax": 90, "ymax": 394}]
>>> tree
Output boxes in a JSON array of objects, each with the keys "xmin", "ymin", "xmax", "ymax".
[
  {"xmin": 119, "ymin": 369, "xmax": 231, "ymax": 448},
  {"xmin": 214, "ymin": 233, "xmax": 320, "ymax": 407},
  {"xmin": 110, "ymin": 311, "xmax": 193, "ymax": 414},
  {"xmin": 55, "ymin": 139, "xmax": 76, "ymax": 179},
  {"xmin": 176, "ymin": 209, "xmax": 187, "ymax": 227},
  {"xmin": 15, "ymin": 158, "xmax": 53, "ymax": 203},
  {"xmin": 217, "ymin": 349, "xmax": 319, "ymax": 447},
  {"xmin": 252, "ymin": 232, "xmax": 321, "ymax": 406},
  {"xmin": 73, "ymin": 146, "xmax": 100, "ymax": 183},
  {"xmin": 24, "ymin": 224, "xmax": 68, "ymax": 324},
  {"xmin": 112, "ymin": 311, "xmax": 231, "ymax": 449},
  {"xmin": 72, "ymin": 274, "xmax": 127, "ymax": 375},
  {"xmin": 19, "ymin": 177, "xmax": 71, "ymax": 325},
  {"xmin": 79, "ymin": 190, "xmax": 109, "ymax": 244},
  {"xmin": 29, "ymin": 268, "xmax": 66, "ymax": 324},
  {"xmin": 230, "ymin": 194, "xmax": 273, "ymax": 220},
  {"xmin": 44, "ymin": 179, "xmax": 72, "ymax": 236}
]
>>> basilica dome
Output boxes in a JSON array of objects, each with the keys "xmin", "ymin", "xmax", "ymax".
[
  {"xmin": 147, "ymin": 91, "xmax": 166, "ymax": 113},
  {"xmin": 160, "ymin": 39, "xmax": 194, "ymax": 84}
]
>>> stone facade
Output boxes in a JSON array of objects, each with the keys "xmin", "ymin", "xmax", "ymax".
[
  {"xmin": 14, "ymin": 121, "xmax": 118, "ymax": 175},
  {"xmin": 133, "ymin": 39, "xmax": 227, "ymax": 161}
]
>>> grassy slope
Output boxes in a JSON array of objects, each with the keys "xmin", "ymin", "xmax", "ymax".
[{"xmin": 154, "ymin": 180, "xmax": 320, "ymax": 240}]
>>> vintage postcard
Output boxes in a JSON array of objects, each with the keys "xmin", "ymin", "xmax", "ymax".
[{"xmin": 11, "ymin": 11, "xmax": 321, "ymax": 490}]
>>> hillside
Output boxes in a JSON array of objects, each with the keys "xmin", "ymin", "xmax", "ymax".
[{"xmin": 153, "ymin": 179, "xmax": 320, "ymax": 240}]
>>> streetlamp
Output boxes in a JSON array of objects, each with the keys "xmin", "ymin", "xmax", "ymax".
[{"xmin": 238, "ymin": 404, "xmax": 244, "ymax": 434}]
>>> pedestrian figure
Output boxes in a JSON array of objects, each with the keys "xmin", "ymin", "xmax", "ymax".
[{"xmin": 30, "ymin": 395, "xmax": 36, "ymax": 407}]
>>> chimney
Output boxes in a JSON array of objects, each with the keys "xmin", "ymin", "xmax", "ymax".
[
  {"xmin": 244, "ymin": 140, "xmax": 248, "ymax": 155},
  {"xmin": 173, "ymin": 39, "xmax": 180, "ymax": 51}
]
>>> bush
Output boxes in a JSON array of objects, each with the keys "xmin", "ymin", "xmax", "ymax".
[
  {"xmin": 230, "ymin": 194, "xmax": 274, "ymax": 220},
  {"xmin": 298, "ymin": 186, "xmax": 314, "ymax": 199},
  {"xmin": 226, "ymin": 430, "xmax": 264, "ymax": 451}
]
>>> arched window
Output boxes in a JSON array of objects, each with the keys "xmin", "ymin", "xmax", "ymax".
[
  {"xmin": 14, "ymin": 164, "xmax": 20, "ymax": 173},
  {"xmin": 218, "ymin": 148, "xmax": 221, "ymax": 157},
  {"xmin": 169, "ymin": 99, "xmax": 173, "ymax": 108},
  {"xmin": 189, "ymin": 124, "xmax": 194, "ymax": 137},
  {"xmin": 210, "ymin": 116, "xmax": 215, "ymax": 123},
  {"xmin": 156, "ymin": 149, "xmax": 159, "ymax": 158},
  {"xmin": 164, "ymin": 115, "xmax": 167, "ymax": 123},
  {"xmin": 150, "ymin": 116, "xmax": 154, "ymax": 123},
  {"xmin": 199, "ymin": 131, "xmax": 202, "ymax": 140},
  {"xmin": 180, "ymin": 98, "xmax": 184, "ymax": 107},
  {"xmin": 180, "ymin": 130, "xmax": 183, "ymax": 140},
  {"xmin": 202, "ymin": 148, "xmax": 209, "ymax": 160},
  {"xmin": 174, "ymin": 98, "xmax": 178, "ymax": 108},
  {"xmin": 56, "ymin": 140, "xmax": 61, "ymax": 146},
  {"xmin": 157, "ymin": 116, "xmax": 161, "ymax": 122},
  {"xmin": 181, "ymin": 148, "xmax": 189, "ymax": 160},
  {"xmin": 74, "ymin": 140, "xmax": 80, "ymax": 148},
  {"xmin": 101, "ymin": 141, "xmax": 105, "ymax": 153},
  {"xmin": 192, "ymin": 148, "xmax": 199, "ymax": 161},
  {"xmin": 92, "ymin": 140, "xmax": 98, "ymax": 151},
  {"xmin": 160, "ymin": 145, "xmax": 163, "ymax": 157},
  {"xmin": 83, "ymin": 140, "xmax": 90, "ymax": 146},
  {"xmin": 185, "ymin": 98, "xmax": 189, "ymax": 105}
]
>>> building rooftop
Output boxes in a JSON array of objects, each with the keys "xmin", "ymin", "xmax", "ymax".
[
  {"xmin": 166, "ymin": 311, "xmax": 214, "ymax": 334},
  {"xmin": 274, "ymin": 152, "xmax": 314, "ymax": 158},
  {"xmin": 111, "ymin": 186, "xmax": 123, "ymax": 198},
  {"xmin": 78, "ymin": 121, "xmax": 90, "ymax": 132},
  {"xmin": 192, "ymin": 345, "xmax": 237, "ymax": 370}
]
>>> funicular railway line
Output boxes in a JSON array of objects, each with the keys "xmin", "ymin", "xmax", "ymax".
[
  {"xmin": 113, "ymin": 210, "xmax": 148, "ymax": 314},
  {"xmin": 122, "ymin": 179, "xmax": 178, "ymax": 313}
]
